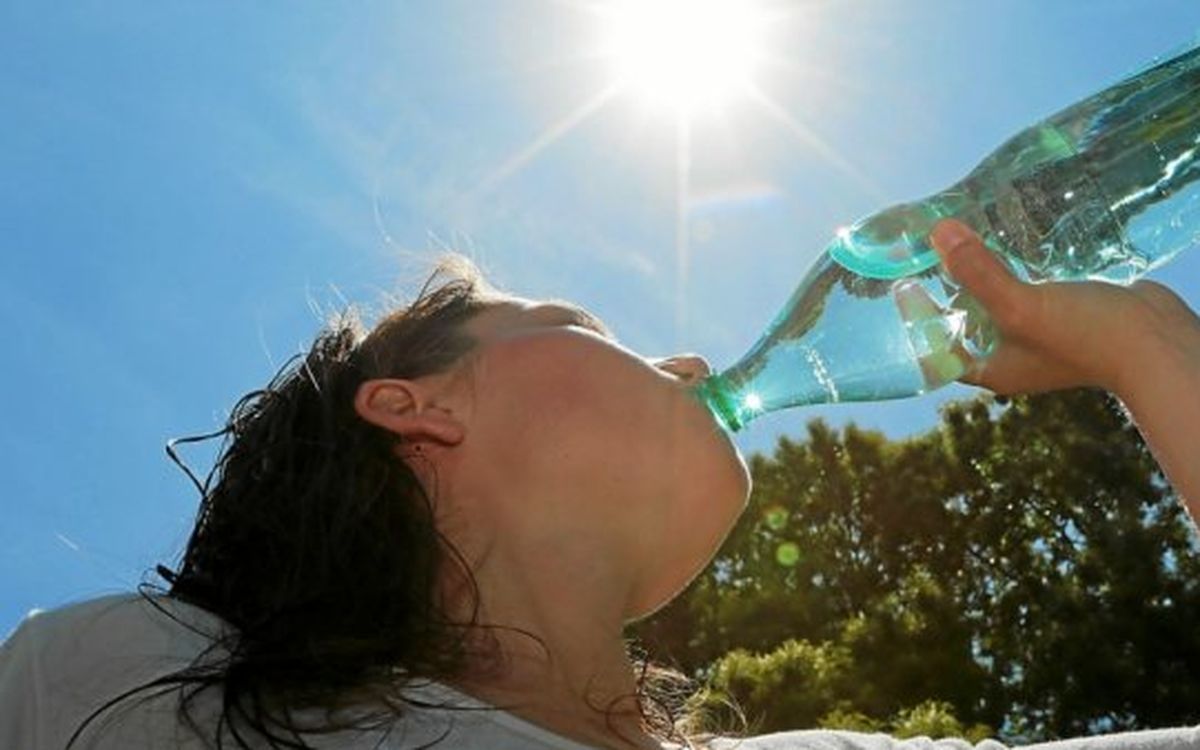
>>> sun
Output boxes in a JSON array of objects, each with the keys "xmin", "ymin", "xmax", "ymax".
[{"xmin": 602, "ymin": 0, "xmax": 767, "ymax": 114}]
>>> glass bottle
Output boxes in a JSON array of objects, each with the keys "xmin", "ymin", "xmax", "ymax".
[{"xmin": 696, "ymin": 35, "xmax": 1200, "ymax": 432}]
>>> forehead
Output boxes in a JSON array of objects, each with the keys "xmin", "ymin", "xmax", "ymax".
[{"xmin": 466, "ymin": 297, "xmax": 613, "ymax": 344}]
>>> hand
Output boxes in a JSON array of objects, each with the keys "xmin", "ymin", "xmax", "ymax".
[
  {"xmin": 925, "ymin": 219, "xmax": 1200, "ymax": 400},
  {"xmin": 922, "ymin": 219, "xmax": 1200, "ymax": 520}
]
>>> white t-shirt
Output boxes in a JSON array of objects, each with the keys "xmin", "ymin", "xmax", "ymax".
[{"xmin": 1, "ymin": 594, "xmax": 1196, "ymax": 749}]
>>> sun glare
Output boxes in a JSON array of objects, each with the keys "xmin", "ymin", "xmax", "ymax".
[{"xmin": 604, "ymin": 0, "xmax": 766, "ymax": 113}]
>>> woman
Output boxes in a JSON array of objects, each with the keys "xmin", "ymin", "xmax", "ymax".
[{"xmin": 2, "ymin": 220, "xmax": 1198, "ymax": 749}]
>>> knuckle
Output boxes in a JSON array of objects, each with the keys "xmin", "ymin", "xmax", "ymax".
[{"xmin": 989, "ymin": 284, "xmax": 1033, "ymax": 331}]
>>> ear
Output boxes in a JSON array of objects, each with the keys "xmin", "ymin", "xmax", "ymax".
[{"xmin": 353, "ymin": 378, "xmax": 467, "ymax": 447}]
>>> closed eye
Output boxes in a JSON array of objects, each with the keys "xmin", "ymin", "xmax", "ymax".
[{"xmin": 545, "ymin": 300, "xmax": 617, "ymax": 342}]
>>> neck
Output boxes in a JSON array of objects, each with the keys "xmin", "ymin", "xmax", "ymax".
[{"xmin": 442, "ymin": 540, "xmax": 662, "ymax": 749}]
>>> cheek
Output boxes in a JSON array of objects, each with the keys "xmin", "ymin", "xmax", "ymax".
[
  {"xmin": 477, "ymin": 334, "xmax": 747, "ymax": 511},
  {"xmin": 478, "ymin": 340, "xmax": 661, "ymax": 473},
  {"xmin": 475, "ymin": 339, "xmax": 617, "ymax": 447},
  {"xmin": 483, "ymin": 335, "xmax": 638, "ymax": 414}
]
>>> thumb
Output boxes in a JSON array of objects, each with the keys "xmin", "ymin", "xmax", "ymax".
[{"xmin": 929, "ymin": 219, "xmax": 1025, "ymax": 325}]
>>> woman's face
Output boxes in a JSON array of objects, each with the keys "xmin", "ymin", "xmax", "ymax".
[{"xmin": 449, "ymin": 297, "xmax": 751, "ymax": 619}]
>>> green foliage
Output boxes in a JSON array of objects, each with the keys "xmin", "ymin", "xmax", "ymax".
[
  {"xmin": 890, "ymin": 701, "xmax": 993, "ymax": 743},
  {"xmin": 692, "ymin": 639, "xmax": 855, "ymax": 733},
  {"xmin": 634, "ymin": 389, "xmax": 1200, "ymax": 743},
  {"xmin": 693, "ymin": 638, "xmax": 993, "ymax": 740},
  {"xmin": 816, "ymin": 708, "xmax": 882, "ymax": 734}
]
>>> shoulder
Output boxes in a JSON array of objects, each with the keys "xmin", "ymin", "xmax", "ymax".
[
  {"xmin": 0, "ymin": 592, "xmax": 229, "ymax": 749},
  {"xmin": 706, "ymin": 730, "xmax": 1009, "ymax": 750},
  {"xmin": 5, "ymin": 591, "xmax": 227, "ymax": 673},
  {"xmin": 9, "ymin": 591, "xmax": 212, "ymax": 635}
]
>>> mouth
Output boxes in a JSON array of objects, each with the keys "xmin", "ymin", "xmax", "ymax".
[{"xmin": 683, "ymin": 377, "xmax": 734, "ymax": 435}]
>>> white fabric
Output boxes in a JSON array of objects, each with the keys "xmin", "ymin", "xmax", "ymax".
[
  {"xmin": 0, "ymin": 593, "xmax": 592, "ymax": 749},
  {"xmin": 1, "ymin": 594, "xmax": 1197, "ymax": 749},
  {"xmin": 706, "ymin": 729, "xmax": 1200, "ymax": 750}
]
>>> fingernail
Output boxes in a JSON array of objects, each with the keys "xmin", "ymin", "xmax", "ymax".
[{"xmin": 931, "ymin": 220, "xmax": 974, "ymax": 251}]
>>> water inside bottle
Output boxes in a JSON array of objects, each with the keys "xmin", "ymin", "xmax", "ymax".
[
  {"xmin": 831, "ymin": 40, "xmax": 1200, "ymax": 284},
  {"xmin": 697, "ymin": 254, "xmax": 975, "ymax": 431},
  {"xmin": 697, "ymin": 37, "xmax": 1200, "ymax": 432}
]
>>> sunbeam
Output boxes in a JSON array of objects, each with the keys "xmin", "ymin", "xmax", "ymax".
[
  {"xmin": 758, "ymin": 52, "xmax": 870, "ymax": 99},
  {"xmin": 744, "ymin": 83, "xmax": 890, "ymax": 205},
  {"xmin": 674, "ymin": 112, "xmax": 691, "ymax": 349},
  {"xmin": 469, "ymin": 81, "xmax": 623, "ymax": 200}
]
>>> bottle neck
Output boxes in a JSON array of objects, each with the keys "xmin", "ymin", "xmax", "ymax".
[{"xmin": 692, "ymin": 374, "xmax": 752, "ymax": 433}]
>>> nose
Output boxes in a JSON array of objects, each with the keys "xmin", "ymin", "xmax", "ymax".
[{"xmin": 653, "ymin": 354, "xmax": 712, "ymax": 385}]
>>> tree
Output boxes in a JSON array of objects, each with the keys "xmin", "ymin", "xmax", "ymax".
[{"xmin": 634, "ymin": 389, "xmax": 1200, "ymax": 742}]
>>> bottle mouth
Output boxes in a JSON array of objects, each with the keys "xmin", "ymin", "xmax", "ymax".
[{"xmin": 691, "ymin": 375, "xmax": 745, "ymax": 433}]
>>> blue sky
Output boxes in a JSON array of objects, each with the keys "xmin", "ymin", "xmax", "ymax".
[{"xmin": 4, "ymin": 1, "xmax": 1200, "ymax": 629}]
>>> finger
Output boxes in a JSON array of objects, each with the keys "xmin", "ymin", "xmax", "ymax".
[
  {"xmin": 929, "ymin": 219, "xmax": 1026, "ymax": 327},
  {"xmin": 959, "ymin": 344, "xmax": 1089, "ymax": 395}
]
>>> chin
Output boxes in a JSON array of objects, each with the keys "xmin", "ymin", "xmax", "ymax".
[
  {"xmin": 627, "ymin": 476, "xmax": 752, "ymax": 623},
  {"xmin": 627, "ymin": 526, "xmax": 732, "ymax": 621},
  {"xmin": 626, "ymin": 574, "xmax": 696, "ymax": 622},
  {"xmin": 712, "ymin": 432, "xmax": 753, "ymax": 511}
]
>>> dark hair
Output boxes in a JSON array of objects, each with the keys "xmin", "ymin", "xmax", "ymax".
[{"xmin": 69, "ymin": 255, "xmax": 703, "ymax": 749}]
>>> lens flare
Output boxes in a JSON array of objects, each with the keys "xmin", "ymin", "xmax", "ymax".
[{"xmin": 775, "ymin": 541, "xmax": 802, "ymax": 567}]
